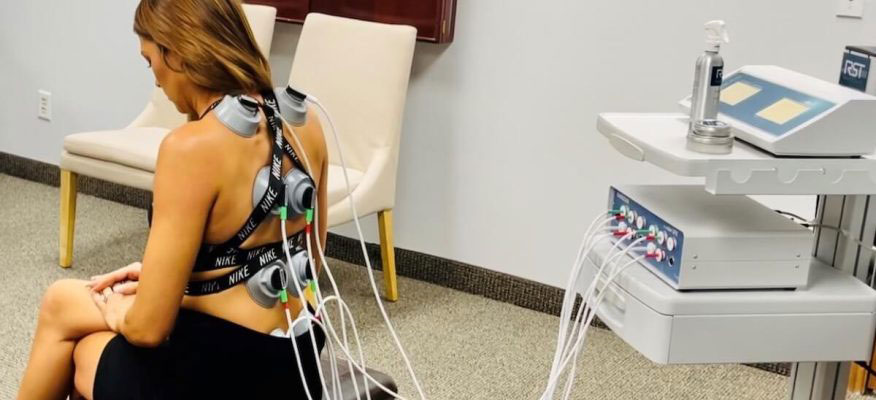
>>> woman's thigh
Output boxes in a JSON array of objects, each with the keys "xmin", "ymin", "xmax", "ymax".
[{"xmin": 72, "ymin": 331, "xmax": 116, "ymax": 400}]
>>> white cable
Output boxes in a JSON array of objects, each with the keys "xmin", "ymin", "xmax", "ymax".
[
  {"xmin": 545, "ymin": 228, "xmax": 631, "ymax": 397},
  {"xmin": 547, "ymin": 221, "xmax": 616, "ymax": 397},
  {"xmin": 551, "ymin": 214, "xmax": 614, "ymax": 374},
  {"xmin": 282, "ymin": 221, "xmax": 336, "ymax": 400},
  {"xmin": 542, "ymin": 254, "xmax": 645, "ymax": 399},
  {"xmin": 556, "ymin": 230, "xmax": 618, "ymax": 363},
  {"xmin": 311, "ymin": 219, "xmax": 372, "ymax": 400},
  {"xmin": 278, "ymin": 105, "xmax": 412, "ymax": 399},
  {"xmin": 303, "ymin": 232, "xmax": 342, "ymax": 400},
  {"xmin": 278, "ymin": 111, "xmax": 382, "ymax": 400},
  {"xmin": 285, "ymin": 227, "xmax": 403, "ymax": 400},
  {"xmin": 287, "ymin": 228, "xmax": 399, "ymax": 400},
  {"xmin": 306, "ymin": 230, "xmax": 362, "ymax": 400},
  {"xmin": 551, "ymin": 230, "xmax": 614, "ymax": 381},
  {"xmin": 545, "ymin": 234, "xmax": 647, "ymax": 397},
  {"xmin": 318, "ymin": 296, "xmax": 369, "ymax": 400},
  {"xmin": 561, "ymin": 253, "xmax": 646, "ymax": 391},
  {"xmin": 305, "ymin": 95, "xmax": 427, "ymax": 400},
  {"xmin": 292, "ymin": 313, "xmax": 413, "ymax": 400},
  {"xmin": 560, "ymin": 234, "xmax": 645, "ymax": 363},
  {"xmin": 551, "ymin": 222, "xmax": 614, "ymax": 372},
  {"xmin": 559, "ymin": 245, "xmax": 646, "ymax": 400},
  {"xmin": 561, "ymin": 255, "xmax": 645, "ymax": 400},
  {"xmin": 284, "ymin": 307, "xmax": 317, "ymax": 400}
]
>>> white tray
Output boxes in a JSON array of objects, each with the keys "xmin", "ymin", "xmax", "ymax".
[
  {"xmin": 581, "ymin": 240, "xmax": 876, "ymax": 364},
  {"xmin": 597, "ymin": 113, "xmax": 876, "ymax": 195}
]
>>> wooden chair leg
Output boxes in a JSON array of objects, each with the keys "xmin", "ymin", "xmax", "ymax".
[
  {"xmin": 849, "ymin": 363, "xmax": 867, "ymax": 393},
  {"xmin": 59, "ymin": 170, "xmax": 78, "ymax": 268},
  {"xmin": 377, "ymin": 209, "xmax": 398, "ymax": 302},
  {"xmin": 861, "ymin": 339, "xmax": 876, "ymax": 392}
]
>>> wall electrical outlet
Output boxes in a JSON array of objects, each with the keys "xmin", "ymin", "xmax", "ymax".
[
  {"xmin": 837, "ymin": 0, "xmax": 865, "ymax": 18},
  {"xmin": 38, "ymin": 90, "xmax": 51, "ymax": 121}
]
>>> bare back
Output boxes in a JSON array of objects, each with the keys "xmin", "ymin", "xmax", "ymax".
[{"xmin": 174, "ymin": 105, "xmax": 328, "ymax": 334}]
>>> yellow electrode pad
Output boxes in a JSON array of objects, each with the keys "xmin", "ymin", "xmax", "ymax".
[
  {"xmin": 756, "ymin": 98, "xmax": 810, "ymax": 125},
  {"xmin": 720, "ymin": 82, "xmax": 761, "ymax": 106}
]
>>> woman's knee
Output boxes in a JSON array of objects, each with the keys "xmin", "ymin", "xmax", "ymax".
[
  {"xmin": 40, "ymin": 280, "xmax": 85, "ymax": 320},
  {"xmin": 39, "ymin": 279, "xmax": 105, "ymax": 337}
]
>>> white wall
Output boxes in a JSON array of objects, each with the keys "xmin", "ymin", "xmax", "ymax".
[
  {"xmin": 0, "ymin": 1, "xmax": 153, "ymax": 163},
  {"xmin": 2, "ymin": 1, "xmax": 871, "ymax": 287}
]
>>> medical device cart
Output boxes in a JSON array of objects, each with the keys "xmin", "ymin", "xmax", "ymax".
[{"xmin": 597, "ymin": 112, "xmax": 876, "ymax": 399}]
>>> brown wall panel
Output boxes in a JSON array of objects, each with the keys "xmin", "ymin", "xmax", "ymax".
[
  {"xmin": 247, "ymin": 0, "xmax": 456, "ymax": 43},
  {"xmin": 249, "ymin": 0, "xmax": 310, "ymax": 23}
]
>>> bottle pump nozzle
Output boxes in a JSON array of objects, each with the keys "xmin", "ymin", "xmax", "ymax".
[{"xmin": 704, "ymin": 20, "xmax": 730, "ymax": 52}]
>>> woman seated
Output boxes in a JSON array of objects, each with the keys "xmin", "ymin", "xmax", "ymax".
[{"xmin": 17, "ymin": 0, "xmax": 329, "ymax": 398}]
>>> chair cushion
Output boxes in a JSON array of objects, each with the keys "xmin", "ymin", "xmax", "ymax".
[
  {"xmin": 60, "ymin": 151, "xmax": 156, "ymax": 191},
  {"xmin": 63, "ymin": 127, "xmax": 169, "ymax": 172},
  {"xmin": 326, "ymin": 164, "xmax": 364, "ymax": 205}
]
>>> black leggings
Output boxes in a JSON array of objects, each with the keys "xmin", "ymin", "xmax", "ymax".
[{"xmin": 93, "ymin": 309, "xmax": 325, "ymax": 400}]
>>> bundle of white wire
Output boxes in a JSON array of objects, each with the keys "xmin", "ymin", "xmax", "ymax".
[
  {"xmin": 272, "ymin": 96, "xmax": 427, "ymax": 400},
  {"xmin": 541, "ymin": 213, "xmax": 649, "ymax": 400},
  {"xmin": 269, "ymin": 94, "xmax": 652, "ymax": 400}
]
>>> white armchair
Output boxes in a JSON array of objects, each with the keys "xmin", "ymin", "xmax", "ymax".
[
  {"xmin": 288, "ymin": 13, "xmax": 417, "ymax": 301},
  {"xmin": 58, "ymin": 4, "xmax": 278, "ymax": 267}
]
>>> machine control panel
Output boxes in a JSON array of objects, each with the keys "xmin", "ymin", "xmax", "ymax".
[
  {"xmin": 608, "ymin": 186, "xmax": 684, "ymax": 285},
  {"xmin": 605, "ymin": 185, "xmax": 812, "ymax": 290}
]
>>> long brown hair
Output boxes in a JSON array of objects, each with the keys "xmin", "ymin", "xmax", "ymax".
[{"xmin": 133, "ymin": 0, "xmax": 272, "ymax": 95}]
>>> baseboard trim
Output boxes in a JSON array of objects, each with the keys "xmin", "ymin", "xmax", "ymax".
[{"xmin": 0, "ymin": 151, "xmax": 790, "ymax": 376}]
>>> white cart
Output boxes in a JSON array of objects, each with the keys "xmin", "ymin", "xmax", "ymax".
[{"xmin": 595, "ymin": 112, "xmax": 876, "ymax": 399}]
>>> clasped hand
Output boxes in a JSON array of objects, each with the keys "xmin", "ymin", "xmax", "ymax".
[{"xmin": 87, "ymin": 262, "xmax": 142, "ymax": 332}]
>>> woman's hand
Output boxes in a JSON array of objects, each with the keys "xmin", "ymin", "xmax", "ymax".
[
  {"xmin": 88, "ymin": 262, "xmax": 142, "ymax": 295},
  {"xmin": 91, "ymin": 290, "xmax": 136, "ymax": 332}
]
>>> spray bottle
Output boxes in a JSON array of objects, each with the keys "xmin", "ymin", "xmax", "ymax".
[{"xmin": 687, "ymin": 20, "xmax": 733, "ymax": 154}]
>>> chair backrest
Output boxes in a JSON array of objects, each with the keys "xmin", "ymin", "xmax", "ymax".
[
  {"xmin": 128, "ymin": 4, "xmax": 278, "ymax": 129},
  {"xmin": 288, "ymin": 13, "xmax": 417, "ymax": 173}
]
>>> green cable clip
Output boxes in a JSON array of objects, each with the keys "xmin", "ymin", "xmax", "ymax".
[
  {"xmin": 636, "ymin": 229, "xmax": 651, "ymax": 235},
  {"xmin": 279, "ymin": 206, "xmax": 288, "ymax": 221},
  {"xmin": 280, "ymin": 289, "xmax": 288, "ymax": 304},
  {"xmin": 608, "ymin": 209, "xmax": 623, "ymax": 215},
  {"xmin": 309, "ymin": 280, "xmax": 316, "ymax": 292},
  {"xmin": 305, "ymin": 208, "xmax": 314, "ymax": 224}
]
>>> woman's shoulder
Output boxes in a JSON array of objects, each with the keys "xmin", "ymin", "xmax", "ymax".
[
  {"xmin": 159, "ymin": 119, "xmax": 227, "ymax": 157},
  {"xmin": 152, "ymin": 121, "xmax": 225, "ymax": 196},
  {"xmin": 155, "ymin": 120, "xmax": 228, "ymax": 181}
]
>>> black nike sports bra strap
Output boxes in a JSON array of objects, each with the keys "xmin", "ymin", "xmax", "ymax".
[
  {"xmin": 209, "ymin": 103, "xmax": 286, "ymax": 253},
  {"xmin": 194, "ymin": 232, "xmax": 303, "ymax": 272},
  {"xmin": 186, "ymin": 243, "xmax": 306, "ymax": 296},
  {"xmin": 261, "ymin": 89, "xmax": 309, "ymax": 175}
]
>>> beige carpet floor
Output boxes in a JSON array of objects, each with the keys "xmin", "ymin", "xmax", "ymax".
[{"xmin": 0, "ymin": 173, "xmax": 871, "ymax": 399}]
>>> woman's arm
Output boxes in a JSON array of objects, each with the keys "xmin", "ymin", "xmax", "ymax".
[{"xmin": 120, "ymin": 126, "xmax": 218, "ymax": 347}]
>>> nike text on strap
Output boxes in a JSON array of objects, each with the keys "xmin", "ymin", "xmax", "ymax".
[
  {"xmin": 193, "ymin": 233, "xmax": 303, "ymax": 272},
  {"xmin": 261, "ymin": 89, "xmax": 308, "ymax": 174},
  {"xmin": 206, "ymin": 103, "xmax": 286, "ymax": 253},
  {"xmin": 186, "ymin": 245, "xmax": 306, "ymax": 296}
]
